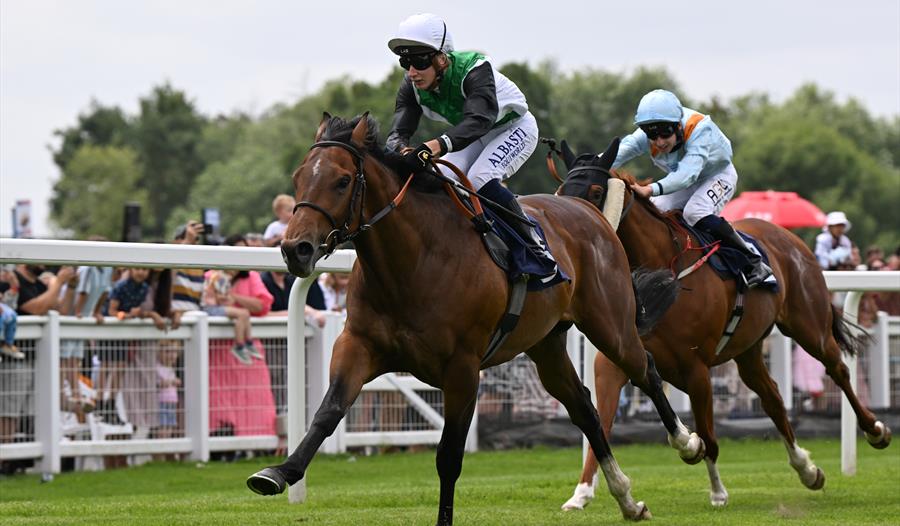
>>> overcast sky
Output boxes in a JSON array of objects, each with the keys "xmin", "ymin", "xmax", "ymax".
[{"xmin": 1, "ymin": 0, "xmax": 898, "ymax": 237}]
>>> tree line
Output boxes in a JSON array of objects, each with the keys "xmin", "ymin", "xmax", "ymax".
[{"xmin": 50, "ymin": 63, "xmax": 899, "ymax": 251}]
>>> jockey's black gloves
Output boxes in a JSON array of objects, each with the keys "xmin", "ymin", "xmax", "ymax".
[{"xmin": 402, "ymin": 143, "xmax": 433, "ymax": 172}]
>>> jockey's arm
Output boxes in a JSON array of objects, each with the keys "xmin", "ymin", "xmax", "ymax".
[
  {"xmin": 611, "ymin": 128, "xmax": 650, "ymax": 169},
  {"xmin": 648, "ymin": 129, "xmax": 712, "ymax": 196},
  {"xmin": 386, "ymin": 76, "xmax": 422, "ymax": 152},
  {"xmin": 438, "ymin": 62, "xmax": 499, "ymax": 154}
]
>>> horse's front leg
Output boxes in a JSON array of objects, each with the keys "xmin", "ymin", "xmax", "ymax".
[
  {"xmin": 247, "ymin": 332, "xmax": 379, "ymax": 495},
  {"xmin": 434, "ymin": 355, "xmax": 480, "ymax": 526}
]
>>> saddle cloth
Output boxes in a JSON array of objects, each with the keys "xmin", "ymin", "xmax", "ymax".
[
  {"xmin": 481, "ymin": 206, "xmax": 569, "ymax": 292},
  {"xmin": 678, "ymin": 215, "xmax": 778, "ymax": 291}
]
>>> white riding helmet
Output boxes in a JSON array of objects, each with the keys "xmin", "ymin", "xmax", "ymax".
[
  {"xmin": 634, "ymin": 89, "xmax": 684, "ymax": 125},
  {"xmin": 388, "ymin": 13, "xmax": 455, "ymax": 55},
  {"xmin": 825, "ymin": 211, "xmax": 852, "ymax": 231}
]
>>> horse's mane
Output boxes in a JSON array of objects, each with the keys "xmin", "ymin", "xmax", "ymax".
[{"xmin": 319, "ymin": 114, "xmax": 445, "ymax": 193}]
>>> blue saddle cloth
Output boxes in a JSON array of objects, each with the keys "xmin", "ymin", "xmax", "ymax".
[
  {"xmin": 482, "ymin": 207, "xmax": 570, "ymax": 292},
  {"xmin": 679, "ymin": 217, "xmax": 778, "ymax": 291}
]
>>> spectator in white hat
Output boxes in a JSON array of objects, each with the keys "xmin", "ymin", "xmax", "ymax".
[{"xmin": 814, "ymin": 211, "xmax": 853, "ymax": 270}]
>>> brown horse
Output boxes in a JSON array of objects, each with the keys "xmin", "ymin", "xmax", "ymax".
[
  {"xmin": 555, "ymin": 140, "xmax": 892, "ymax": 509},
  {"xmin": 245, "ymin": 114, "xmax": 707, "ymax": 525}
]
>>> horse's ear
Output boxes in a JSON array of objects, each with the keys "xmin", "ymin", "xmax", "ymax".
[
  {"xmin": 597, "ymin": 137, "xmax": 620, "ymax": 171},
  {"xmin": 561, "ymin": 140, "xmax": 577, "ymax": 170},
  {"xmin": 351, "ymin": 111, "xmax": 370, "ymax": 147},
  {"xmin": 314, "ymin": 112, "xmax": 332, "ymax": 142}
]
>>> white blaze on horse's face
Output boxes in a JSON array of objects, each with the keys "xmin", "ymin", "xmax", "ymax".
[{"xmin": 312, "ymin": 158, "xmax": 322, "ymax": 179}]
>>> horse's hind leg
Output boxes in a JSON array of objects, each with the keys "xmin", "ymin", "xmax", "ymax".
[
  {"xmin": 528, "ymin": 330, "xmax": 651, "ymax": 521},
  {"xmin": 434, "ymin": 355, "xmax": 481, "ymax": 526},
  {"xmin": 246, "ymin": 332, "xmax": 380, "ymax": 495},
  {"xmin": 561, "ymin": 354, "xmax": 627, "ymax": 511},
  {"xmin": 734, "ymin": 342, "xmax": 825, "ymax": 491},
  {"xmin": 579, "ymin": 317, "xmax": 705, "ymax": 465},
  {"xmin": 780, "ymin": 312, "xmax": 891, "ymax": 448}
]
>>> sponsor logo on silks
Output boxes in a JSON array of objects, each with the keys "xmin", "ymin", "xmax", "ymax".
[
  {"xmin": 706, "ymin": 178, "xmax": 733, "ymax": 206},
  {"xmin": 488, "ymin": 127, "xmax": 528, "ymax": 168}
]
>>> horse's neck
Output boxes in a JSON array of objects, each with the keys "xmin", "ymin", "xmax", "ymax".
[
  {"xmin": 353, "ymin": 166, "xmax": 464, "ymax": 283},
  {"xmin": 618, "ymin": 197, "xmax": 682, "ymax": 268}
]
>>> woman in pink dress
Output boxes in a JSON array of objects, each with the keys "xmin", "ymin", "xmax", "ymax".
[{"xmin": 209, "ymin": 235, "xmax": 277, "ymax": 437}]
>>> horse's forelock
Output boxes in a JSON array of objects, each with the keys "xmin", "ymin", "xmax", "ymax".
[{"xmin": 319, "ymin": 114, "xmax": 382, "ymax": 153}]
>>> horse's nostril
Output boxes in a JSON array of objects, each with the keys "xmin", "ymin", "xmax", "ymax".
[{"xmin": 295, "ymin": 242, "xmax": 314, "ymax": 260}]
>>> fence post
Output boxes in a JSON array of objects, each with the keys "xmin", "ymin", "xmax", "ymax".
[
  {"xmin": 287, "ymin": 275, "xmax": 316, "ymax": 504},
  {"xmin": 185, "ymin": 312, "xmax": 209, "ymax": 462},
  {"xmin": 868, "ymin": 312, "xmax": 890, "ymax": 409},
  {"xmin": 767, "ymin": 330, "xmax": 794, "ymax": 410},
  {"xmin": 308, "ymin": 312, "xmax": 343, "ymax": 454},
  {"xmin": 35, "ymin": 311, "xmax": 60, "ymax": 474},
  {"xmin": 841, "ymin": 291, "xmax": 862, "ymax": 476}
]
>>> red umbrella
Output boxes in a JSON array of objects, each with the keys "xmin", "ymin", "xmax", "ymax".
[{"xmin": 722, "ymin": 190, "xmax": 826, "ymax": 228}]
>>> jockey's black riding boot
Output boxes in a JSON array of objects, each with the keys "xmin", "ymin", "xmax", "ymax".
[
  {"xmin": 480, "ymin": 180, "xmax": 554, "ymax": 260},
  {"xmin": 695, "ymin": 215, "xmax": 771, "ymax": 288}
]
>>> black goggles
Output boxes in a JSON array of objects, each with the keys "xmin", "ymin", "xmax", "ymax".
[
  {"xmin": 398, "ymin": 53, "xmax": 435, "ymax": 71},
  {"xmin": 640, "ymin": 122, "xmax": 679, "ymax": 140}
]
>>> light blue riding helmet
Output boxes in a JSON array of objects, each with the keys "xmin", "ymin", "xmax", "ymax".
[{"xmin": 634, "ymin": 89, "xmax": 683, "ymax": 125}]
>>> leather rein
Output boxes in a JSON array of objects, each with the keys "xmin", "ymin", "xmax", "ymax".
[
  {"xmin": 293, "ymin": 140, "xmax": 415, "ymax": 256},
  {"xmin": 293, "ymin": 140, "xmax": 481, "ymax": 256}
]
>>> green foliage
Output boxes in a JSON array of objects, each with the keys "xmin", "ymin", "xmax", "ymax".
[
  {"xmin": 721, "ymin": 91, "xmax": 900, "ymax": 250},
  {"xmin": 49, "ymin": 145, "xmax": 147, "ymax": 240},
  {"xmin": 133, "ymin": 83, "xmax": 208, "ymax": 237},
  {"xmin": 48, "ymin": 65, "xmax": 897, "ymax": 253}
]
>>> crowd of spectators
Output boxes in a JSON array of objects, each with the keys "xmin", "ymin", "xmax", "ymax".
[
  {"xmin": 0, "ymin": 193, "xmax": 350, "ymax": 473},
  {"xmin": 794, "ymin": 210, "xmax": 900, "ymax": 411}
]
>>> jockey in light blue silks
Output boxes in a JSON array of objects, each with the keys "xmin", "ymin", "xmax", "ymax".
[
  {"xmin": 612, "ymin": 89, "xmax": 772, "ymax": 287},
  {"xmin": 385, "ymin": 13, "xmax": 551, "ymax": 260}
]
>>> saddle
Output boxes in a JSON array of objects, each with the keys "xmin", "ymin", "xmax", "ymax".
[
  {"xmin": 436, "ymin": 161, "xmax": 568, "ymax": 365},
  {"xmin": 670, "ymin": 212, "xmax": 778, "ymax": 292}
]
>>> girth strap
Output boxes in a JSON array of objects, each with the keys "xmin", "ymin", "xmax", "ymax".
[
  {"xmin": 714, "ymin": 291, "xmax": 745, "ymax": 355},
  {"xmin": 481, "ymin": 276, "xmax": 528, "ymax": 366}
]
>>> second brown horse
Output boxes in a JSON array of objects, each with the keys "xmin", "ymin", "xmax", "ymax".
[{"xmin": 557, "ymin": 139, "xmax": 891, "ymax": 509}]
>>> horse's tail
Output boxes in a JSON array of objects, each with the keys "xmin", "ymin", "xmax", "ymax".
[
  {"xmin": 632, "ymin": 268, "xmax": 679, "ymax": 336},
  {"xmin": 831, "ymin": 304, "xmax": 870, "ymax": 357}
]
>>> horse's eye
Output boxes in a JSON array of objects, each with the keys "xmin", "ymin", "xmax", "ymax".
[{"xmin": 337, "ymin": 176, "xmax": 351, "ymax": 190}]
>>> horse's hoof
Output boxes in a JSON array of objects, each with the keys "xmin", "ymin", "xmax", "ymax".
[
  {"xmin": 865, "ymin": 421, "xmax": 892, "ymax": 449},
  {"xmin": 804, "ymin": 467, "xmax": 825, "ymax": 491},
  {"xmin": 680, "ymin": 434, "xmax": 706, "ymax": 465},
  {"xmin": 561, "ymin": 482, "xmax": 594, "ymax": 511},
  {"xmin": 624, "ymin": 501, "xmax": 652, "ymax": 521},
  {"xmin": 710, "ymin": 490, "xmax": 728, "ymax": 507},
  {"xmin": 247, "ymin": 467, "xmax": 287, "ymax": 495}
]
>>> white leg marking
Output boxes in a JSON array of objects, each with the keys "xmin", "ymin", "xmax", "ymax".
[
  {"xmin": 785, "ymin": 439, "xmax": 822, "ymax": 488},
  {"xmin": 561, "ymin": 482, "xmax": 595, "ymax": 511},
  {"xmin": 865, "ymin": 421, "xmax": 886, "ymax": 443},
  {"xmin": 667, "ymin": 417, "xmax": 703, "ymax": 460},
  {"xmin": 600, "ymin": 457, "xmax": 651, "ymax": 520},
  {"xmin": 705, "ymin": 458, "xmax": 729, "ymax": 507}
]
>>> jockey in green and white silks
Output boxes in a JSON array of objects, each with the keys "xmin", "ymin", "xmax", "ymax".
[
  {"xmin": 612, "ymin": 89, "xmax": 772, "ymax": 287},
  {"xmin": 386, "ymin": 13, "xmax": 548, "ymax": 258}
]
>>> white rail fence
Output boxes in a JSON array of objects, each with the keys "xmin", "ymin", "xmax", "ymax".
[{"xmin": 1, "ymin": 239, "xmax": 898, "ymax": 502}]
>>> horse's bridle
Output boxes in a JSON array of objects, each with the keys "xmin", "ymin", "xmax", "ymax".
[
  {"xmin": 293, "ymin": 140, "xmax": 368, "ymax": 256},
  {"xmin": 564, "ymin": 165, "xmax": 637, "ymax": 222},
  {"xmin": 293, "ymin": 140, "xmax": 415, "ymax": 256}
]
